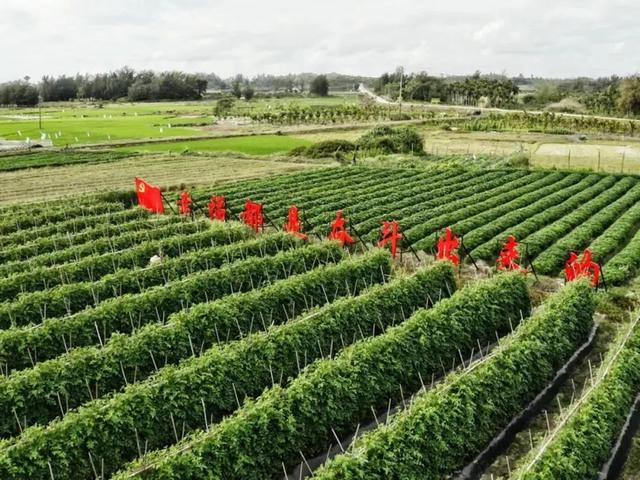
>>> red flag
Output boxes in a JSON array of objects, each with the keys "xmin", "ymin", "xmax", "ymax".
[
  {"xmin": 328, "ymin": 210, "xmax": 355, "ymax": 247},
  {"xmin": 378, "ymin": 220, "xmax": 403, "ymax": 258},
  {"xmin": 240, "ymin": 200, "xmax": 264, "ymax": 232},
  {"xmin": 565, "ymin": 249, "xmax": 600, "ymax": 287},
  {"xmin": 497, "ymin": 235, "xmax": 524, "ymax": 271},
  {"xmin": 436, "ymin": 227, "xmax": 460, "ymax": 265},
  {"xmin": 134, "ymin": 177, "xmax": 164, "ymax": 214},
  {"xmin": 208, "ymin": 195, "xmax": 226, "ymax": 221},
  {"xmin": 284, "ymin": 205, "xmax": 308, "ymax": 240},
  {"xmin": 177, "ymin": 191, "xmax": 192, "ymax": 215}
]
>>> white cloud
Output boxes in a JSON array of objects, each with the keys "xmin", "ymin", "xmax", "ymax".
[
  {"xmin": 613, "ymin": 42, "xmax": 625, "ymax": 53},
  {"xmin": 472, "ymin": 20, "xmax": 504, "ymax": 42},
  {"xmin": 0, "ymin": 0, "xmax": 639, "ymax": 82}
]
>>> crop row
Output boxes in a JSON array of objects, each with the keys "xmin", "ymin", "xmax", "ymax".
[
  {"xmin": 210, "ymin": 168, "xmax": 380, "ymax": 215},
  {"xmin": 0, "ymin": 241, "xmax": 344, "ymax": 372},
  {"xmin": 411, "ymin": 172, "xmax": 576, "ymax": 250},
  {"xmin": 600, "ymin": 226, "xmax": 640, "ymax": 285},
  {"xmin": 312, "ymin": 280, "xmax": 594, "ymax": 479},
  {"xmin": 514, "ymin": 176, "xmax": 635, "ymax": 260},
  {"xmin": 281, "ymin": 169, "xmax": 438, "ymax": 228},
  {"xmin": 352, "ymin": 170, "xmax": 501, "ymax": 237},
  {"xmin": 304, "ymin": 169, "xmax": 477, "ymax": 232},
  {"xmin": 229, "ymin": 168, "xmax": 404, "ymax": 221},
  {"xmin": 0, "ymin": 208, "xmax": 151, "ymax": 249},
  {"xmin": 194, "ymin": 166, "xmax": 346, "ymax": 205},
  {"xmin": 0, "ymin": 201, "xmax": 125, "ymax": 235},
  {"xmin": 462, "ymin": 174, "xmax": 599, "ymax": 252},
  {"xmin": 0, "ymin": 232, "xmax": 301, "ymax": 328},
  {"xmin": 256, "ymin": 167, "xmax": 456, "ymax": 233},
  {"xmin": 0, "ymin": 222, "xmax": 252, "ymax": 301},
  {"xmin": 0, "ymin": 216, "xmax": 210, "ymax": 278},
  {"xmin": 0, "ymin": 214, "xmax": 187, "ymax": 266},
  {"xmin": 406, "ymin": 172, "xmax": 557, "ymax": 249},
  {"xmin": 0, "ymin": 251, "xmax": 428, "ymax": 479},
  {"xmin": 380, "ymin": 170, "xmax": 535, "ymax": 245},
  {"xmin": 590, "ymin": 200, "xmax": 640, "ymax": 263},
  {"xmin": 534, "ymin": 181, "xmax": 640, "ymax": 274},
  {"xmin": 0, "ymin": 249, "xmax": 392, "ymax": 439},
  {"xmin": 470, "ymin": 175, "xmax": 619, "ymax": 260},
  {"xmin": 514, "ymin": 320, "xmax": 640, "ymax": 479},
  {"xmin": 112, "ymin": 271, "xmax": 531, "ymax": 480}
]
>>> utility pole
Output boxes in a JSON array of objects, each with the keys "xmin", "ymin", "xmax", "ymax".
[
  {"xmin": 397, "ymin": 66, "xmax": 404, "ymax": 114},
  {"xmin": 38, "ymin": 94, "xmax": 43, "ymax": 130}
]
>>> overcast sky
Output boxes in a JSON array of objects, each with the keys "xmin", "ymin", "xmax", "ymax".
[{"xmin": 2, "ymin": 0, "xmax": 639, "ymax": 82}]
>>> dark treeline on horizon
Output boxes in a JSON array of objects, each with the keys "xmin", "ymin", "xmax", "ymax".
[{"xmin": 1, "ymin": 66, "xmax": 639, "ymax": 116}]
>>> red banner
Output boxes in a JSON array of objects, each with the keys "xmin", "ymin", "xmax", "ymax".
[
  {"xmin": 284, "ymin": 205, "xmax": 308, "ymax": 240},
  {"xmin": 497, "ymin": 235, "xmax": 523, "ymax": 271},
  {"xmin": 565, "ymin": 249, "xmax": 600, "ymax": 287},
  {"xmin": 241, "ymin": 200, "xmax": 264, "ymax": 232},
  {"xmin": 208, "ymin": 195, "xmax": 226, "ymax": 221},
  {"xmin": 436, "ymin": 227, "xmax": 460, "ymax": 265},
  {"xmin": 134, "ymin": 177, "xmax": 164, "ymax": 214},
  {"xmin": 378, "ymin": 220, "xmax": 402, "ymax": 258},
  {"xmin": 177, "ymin": 191, "xmax": 192, "ymax": 215},
  {"xmin": 328, "ymin": 210, "xmax": 355, "ymax": 247}
]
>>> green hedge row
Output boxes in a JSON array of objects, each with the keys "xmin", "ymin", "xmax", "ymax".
[
  {"xmin": 471, "ymin": 175, "xmax": 618, "ymax": 260},
  {"xmin": 413, "ymin": 172, "xmax": 575, "ymax": 250},
  {"xmin": 0, "ymin": 222, "xmax": 253, "ymax": 301},
  {"xmin": 590, "ymin": 201, "xmax": 640, "ymax": 264},
  {"xmin": 0, "ymin": 249, "xmax": 392, "ymax": 439},
  {"xmin": 352, "ymin": 170, "xmax": 497, "ymax": 238},
  {"xmin": 311, "ymin": 280, "xmax": 595, "ymax": 479},
  {"xmin": 407, "ymin": 172, "xmax": 554, "ymax": 249},
  {"xmin": 514, "ymin": 323, "xmax": 640, "ymax": 479},
  {"xmin": 0, "ymin": 252, "xmax": 427, "ymax": 479},
  {"xmin": 193, "ymin": 166, "xmax": 346, "ymax": 207},
  {"xmin": 0, "ymin": 242, "xmax": 344, "ymax": 371},
  {"xmin": 534, "ymin": 182, "xmax": 640, "ymax": 275},
  {"xmin": 0, "ymin": 208, "xmax": 150, "ymax": 249},
  {"xmin": 513, "ymin": 176, "xmax": 636, "ymax": 260},
  {"xmin": 111, "ymin": 272, "xmax": 531, "ymax": 480},
  {"xmin": 0, "ymin": 201, "xmax": 125, "ymax": 235},
  {"xmin": 462, "ymin": 174, "xmax": 598, "ymax": 252},
  {"xmin": 271, "ymin": 169, "xmax": 419, "ymax": 224},
  {"xmin": 0, "ymin": 217, "xmax": 209, "ymax": 278},
  {"xmin": 601, "ymin": 227, "xmax": 640, "ymax": 285},
  {"xmin": 0, "ymin": 232, "xmax": 301, "ymax": 328},
  {"xmin": 0, "ymin": 214, "xmax": 188, "ymax": 268},
  {"xmin": 216, "ymin": 168, "xmax": 388, "ymax": 218},
  {"xmin": 306, "ymin": 169, "xmax": 472, "ymax": 234}
]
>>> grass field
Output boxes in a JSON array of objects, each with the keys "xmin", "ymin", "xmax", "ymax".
[
  {"xmin": 0, "ymin": 154, "xmax": 323, "ymax": 205},
  {"xmin": 116, "ymin": 134, "xmax": 312, "ymax": 155},
  {"xmin": 0, "ymin": 95, "xmax": 360, "ymax": 146}
]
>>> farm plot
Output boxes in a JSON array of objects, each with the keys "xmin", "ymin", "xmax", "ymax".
[
  {"xmin": 115, "ymin": 134, "xmax": 312, "ymax": 155},
  {"xmin": 533, "ymin": 143, "xmax": 640, "ymax": 175},
  {"xmin": 1, "ymin": 165, "xmax": 640, "ymax": 480},
  {"xmin": 0, "ymin": 153, "xmax": 320, "ymax": 206},
  {"xmin": 194, "ymin": 166, "xmax": 640, "ymax": 285}
]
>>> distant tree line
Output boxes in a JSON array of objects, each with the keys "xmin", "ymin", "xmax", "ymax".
[
  {"xmin": 0, "ymin": 67, "xmax": 208, "ymax": 106},
  {"xmin": 374, "ymin": 69, "xmax": 640, "ymax": 116},
  {"xmin": 375, "ymin": 70, "xmax": 519, "ymax": 107},
  {"xmin": 0, "ymin": 80, "xmax": 39, "ymax": 106},
  {"xmin": 201, "ymin": 72, "xmax": 364, "ymax": 95},
  {"xmin": 522, "ymin": 75, "xmax": 640, "ymax": 116}
]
